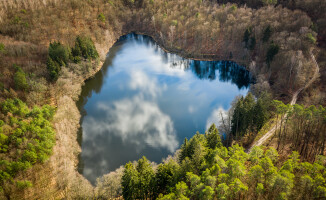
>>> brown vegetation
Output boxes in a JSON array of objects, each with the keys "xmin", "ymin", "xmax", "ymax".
[{"xmin": 0, "ymin": 0, "xmax": 324, "ymax": 198}]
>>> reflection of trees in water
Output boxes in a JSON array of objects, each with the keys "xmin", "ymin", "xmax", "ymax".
[
  {"xmin": 167, "ymin": 59, "xmax": 251, "ymax": 90},
  {"xmin": 190, "ymin": 60, "xmax": 252, "ymax": 90},
  {"xmin": 124, "ymin": 33, "xmax": 252, "ymax": 90},
  {"xmin": 77, "ymin": 33, "xmax": 251, "ymax": 122},
  {"xmin": 77, "ymin": 33, "xmax": 252, "ymax": 178}
]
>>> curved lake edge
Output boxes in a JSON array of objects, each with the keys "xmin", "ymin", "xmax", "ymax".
[
  {"xmin": 88, "ymin": 31, "xmax": 255, "ymax": 83},
  {"xmin": 76, "ymin": 33, "xmax": 253, "ymax": 184},
  {"xmin": 49, "ymin": 31, "xmax": 255, "ymax": 194},
  {"xmin": 131, "ymin": 31, "xmax": 251, "ymax": 66}
]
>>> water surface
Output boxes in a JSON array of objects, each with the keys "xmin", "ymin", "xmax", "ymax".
[{"xmin": 77, "ymin": 34, "xmax": 251, "ymax": 184}]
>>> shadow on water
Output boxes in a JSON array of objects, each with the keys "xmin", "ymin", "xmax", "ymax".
[{"xmin": 76, "ymin": 33, "xmax": 252, "ymax": 184}]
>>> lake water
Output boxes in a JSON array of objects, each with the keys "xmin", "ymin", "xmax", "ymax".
[{"xmin": 77, "ymin": 33, "xmax": 251, "ymax": 184}]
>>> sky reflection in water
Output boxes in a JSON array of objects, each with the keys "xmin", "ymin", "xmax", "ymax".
[{"xmin": 77, "ymin": 34, "xmax": 251, "ymax": 184}]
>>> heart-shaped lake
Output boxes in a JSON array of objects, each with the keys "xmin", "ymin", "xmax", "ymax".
[{"xmin": 77, "ymin": 33, "xmax": 251, "ymax": 184}]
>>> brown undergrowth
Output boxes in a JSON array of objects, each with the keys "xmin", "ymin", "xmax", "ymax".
[{"xmin": 0, "ymin": 0, "xmax": 324, "ymax": 199}]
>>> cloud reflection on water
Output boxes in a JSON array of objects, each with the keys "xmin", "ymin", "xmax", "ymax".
[
  {"xmin": 83, "ymin": 95, "xmax": 178, "ymax": 153},
  {"xmin": 82, "ymin": 67, "xmax": 179, "ymax": 153},
  {"xmin": 77, "ymin": 34, "xmax": 251, "ymax": 184},
  {"xmin": 206, "ymin": 107, "xmax": 228, "ymax": 130}
]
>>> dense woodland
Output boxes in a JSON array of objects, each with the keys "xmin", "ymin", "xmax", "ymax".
[
  {"xmin": 119, "ymin": 126, "xmax": 326, "ymax": 200},
  {"xmin": 0, "ymin": 0, "xmax": 323, "ymax": 100},
  {"xmin": 0, "ymin": 0, "xmax": 325, "ymax": 199},
  {"xmin": 0, "ymin": 98, "xmax": 55, "ymax": 198}
]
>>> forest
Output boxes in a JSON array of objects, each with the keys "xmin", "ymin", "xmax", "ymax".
[
  {"xmin": 119, "ymin": 126, "xmax": 326, "ymax": 200},
  {"xmin": 0, "ymin": 98, "xmax": 56, "ymax": 198},
  {"xmin": 0, "ymin": 0, "xmax": 325, "ymax": 199}
]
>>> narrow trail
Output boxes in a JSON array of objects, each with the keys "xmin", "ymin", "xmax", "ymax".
[{"xmin": 247, "ymin": 49, "xmax": 320, "ymax": 152}]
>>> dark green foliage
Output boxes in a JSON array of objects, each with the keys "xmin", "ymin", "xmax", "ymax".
[
  {"xmin": 72, "ymin": 36, "xmax": 99, "ymax": 61},
  {"xmin": 48, "ymin": 41, "xmax": 70, "ymax": 66},
  {"xmin": 179, "ymin": 132, "xmax": 206, "ymax": 164},
  {"xmin": 0, "ymin": 98, "xmax": 55, "ymax": 194},
  {"xmin": 46, "ymin": 57, "xmax": 60, "ymax": 81},
  {"xmin": 253, "ymin": 92, "xmax": 272, "ymax": 131},
  {"xmin": 310, "ymin": 23, "xmax": 318, "ymax": 33},
  {"xmin": 121, "ymin": 162, "xmax": 138, "ymax": 200},
  {"xmin": 156, "ymin": 160, "xmax": 180, "ymax": 196},
  {"xmin": 243, "ymin": 28, "xmax": 256, "ymax": 50},
  {"xmin": 231, "ymin": 93, "xmax": 254, "ymax": 138},
  {"xmin": 13, "ymin": 66, "xmax": 28, "ymax": 91},
  {"xmin": 0, "ymin": 43, "xmax": 5, "ymax": 53},
  {"xmin": 262, "ymin": 25, "xmax": 272, "ymax": 43},
  {"xmin": 243, "ymin": 28, "xmax": 251, "ymax": 48},
  {"xmin": 46, "ymin": 41, "xmax": 70, "ymax": 81},
  {"xmin": 231, "ymin": 92, "xmax": 272, "ymax": 139},
  {"xmin": 266, "ymin": 43, "xmax": 279, "ymax": 65},
  {"xmin": 0, "ymin": 82, "xmax": 4, "ymax": 91},
  {"xmin": 137, "ymin": 157, "xmax": 156, "ymax": 199},
  {"xmin": 45, "ymin": 36, "xmax": 99, "ymax": 80},
  {"xmin": 122, "ymin": 157, "xmax": 155, "ymax": 200},
  {"xmin": 249, "ymin": 36, "xmax": 256, "ymax": 50},
  {"xmin": 206, "ymin": 124, "xmax": 222, "ymax": 150},
  {"xmin": 123, "ymin": 126, "xmax": 326, "ymax": 200}
]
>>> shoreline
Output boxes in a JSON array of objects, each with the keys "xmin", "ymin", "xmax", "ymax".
[
  {"xmin": 19, "ymin": 31, "xmax": 298, "ymax": 198},
  {"xmin": 58, "ymin": 32, "xmax": 252, "ymax": 194}
]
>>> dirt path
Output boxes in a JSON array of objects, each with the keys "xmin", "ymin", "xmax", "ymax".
[{"xmin": 247, "ymin": 49, "xmax": 320, "ymax": 152}]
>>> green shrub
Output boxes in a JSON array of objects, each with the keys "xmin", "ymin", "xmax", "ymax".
[
  {"xmin": 262, "ymin": 25, "xmax": 272, "ymax": 43},
  {"xmin": 171, "ymin": 20, "xmax": 178, "ymax": 26},
  {"xmin": 230, "ymin": 4, "xmax": 237, "ymax": 12},
  {"xmin": 72, "ymin": 56, "xmax": 81, "ymax": 64},
  {"xmin": 1, "ymin": 98, "xmax": 29, "ymax": 116},
  {"xmin": 22, "ymin": 150, "xmax": 37, "ymax": 164},
  {"xmin": 98, "ymin": 13, "xmax": 106, "ymax": 22},
  {"xmin": 46, "ymin": 57, "xmax": 61, "ymax": 81},
  {"xmin": 72, "ymin": 36, "xmax": 99, "ymax": 60},
  {"xmin": 266, "ymin": 43, "xmax": 279, "ymax": 65},
  {"xmin": 11, "ymin": 16, "xmax": 21, "ymax": 24},
  {"xmin": 0, "ymin": 43, "xmax": 5, "ymax": 53},
  {"xmin": 0, "ymin": 98, "xmax": 55, "ymax": 192},
  {"xmin": 307, "ymin": 33, "xmax": 317, "ymax": 44},
  {"xmin": 16, "ymin": 180, "xmax": 32, "ymax": 190},
  {"xmin": 243, "ymin": 28, "xmax": 252, "ymax": 48},
  {"xmin": 13, "ymin": 67, "xmax": 28, "ymax": 91},
  {"xmin": 0, "ymin": 82, "xmax": 4, "ymax": 91},
  {"xmin": 48, "ymin": 41, "xmax": 70, "ymax": 66},
  {"xmin": 46, "ymin": 41, "xmax": 71, "ymax": 81},
  {"xmin": 0, "ymin": 133, "xmax": 8, "ymax": 147}
]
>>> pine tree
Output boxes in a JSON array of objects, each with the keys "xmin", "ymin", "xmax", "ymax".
[
  {"xmin": 206, "ymin": 124, "xmax": 222, "ymax": 149},
  {"xmin": 46, "ymin": 57, "xmax": 60, "ymax": 81},
  {"xmin": 122, "ymin": 162, "xmax": 139, "ymax": 200},
  {"xmin": 262, "ymin": 25, "xmax": 272, "ymax": 43}
]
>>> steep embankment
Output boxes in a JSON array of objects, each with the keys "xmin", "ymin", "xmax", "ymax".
[
  {"xmin": 248, "ymin": 49, "xmax": 320, "ymax": 152},
  {"xmin": 0, "ymin": 0, "xmax": 322, "ymax": 199}
]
